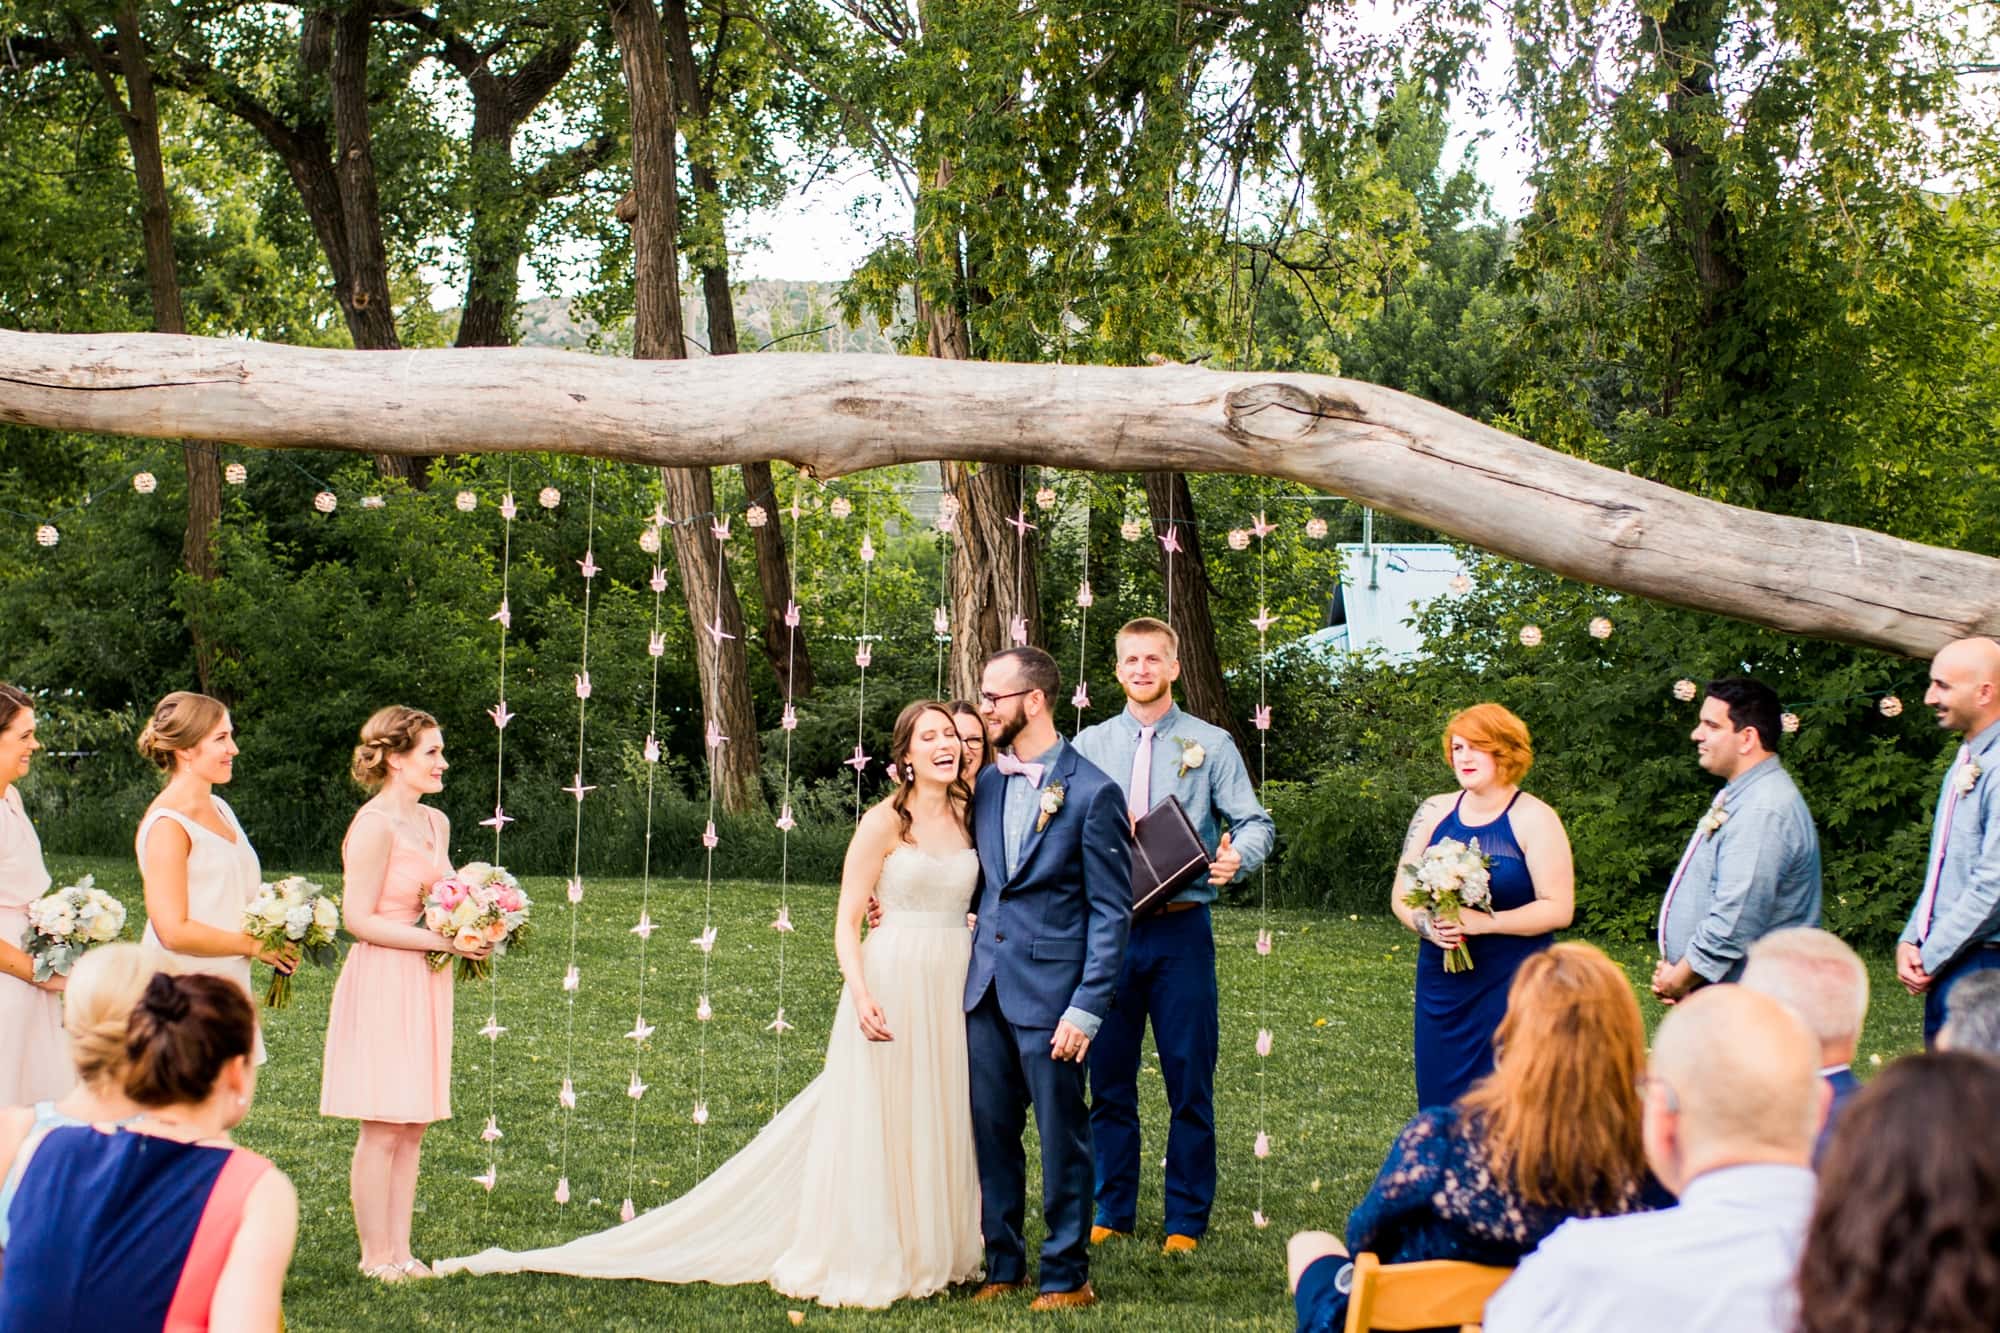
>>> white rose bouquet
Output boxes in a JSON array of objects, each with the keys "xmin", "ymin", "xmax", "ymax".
[
  {"xmin": 419, "ymin": 861, "xmax": 531, "ymax": 981},
  {"xmin": 241, "ymin": 875, "xmax": 343, "ymax": 1008},
  {"xmin": 1401, "ymin": 837, "xmax": 1494, "ymax": 974},
  {"xmin": 21, "ymin": 874, "xmax": 127, "ymax": 981}
]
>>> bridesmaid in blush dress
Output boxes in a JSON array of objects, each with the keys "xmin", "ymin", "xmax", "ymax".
[
  {"xmin": 135, "ymin": 692, "xmax": 296, "ymax": 1064},
  {"xmin": 0, "ymin": 683, "xmax": 70, "ymax": 1106},
  {"xmin": 1392, "ymin": 703, "xmax": 1576, "ymax": 1109},
  {"xmin": 321, "ymin": 707, "xmax": 489, "ymax": 1283}
]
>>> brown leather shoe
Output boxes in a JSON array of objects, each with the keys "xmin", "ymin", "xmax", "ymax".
[
  {"xmin": 968, "ymin": 1280, "xmax": 1026, "ymax": 1303},
  {"xmin": 1029, "ymin": 1283, "xmax": 1098, "ymax": 1311},
  {"xmin": 1161, "ymin": 1233, "xmax": 1198, "ymax": 1254}
]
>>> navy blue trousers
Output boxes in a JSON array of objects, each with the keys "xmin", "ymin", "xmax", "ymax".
[
  {"xmin": 1087, "ymin": 905, "xmax": 1219, "ymax": 1238},
  {"xmin": 967, "ymin": 987, "xmax": 1094, "ymax": 1292},
  {"xmin": 1925, "ymin": 945, "xmax": 2000, "ymax": 1046}
]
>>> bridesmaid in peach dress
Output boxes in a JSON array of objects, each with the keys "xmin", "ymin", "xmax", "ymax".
[
  {"xmin": 0, "ymin": 683, "xmax": 70, "ymax": 1105},
  {"xmin": 135, "ymin": 691, "xmax": 296, "ymax": 1065},
  {"xmin": 321, "ymin": 706, "xmax": 489, "ymax": 1283}
]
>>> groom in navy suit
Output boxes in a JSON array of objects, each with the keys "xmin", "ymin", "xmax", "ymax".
[{"xmin": 965, "ymin": 646, "xmax": 1132, "ymax": 1310}]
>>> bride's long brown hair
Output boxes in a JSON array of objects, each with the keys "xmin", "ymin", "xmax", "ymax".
[{"xmin": 888, "ymin": 700, "xmax": 975, "ymax": 845}]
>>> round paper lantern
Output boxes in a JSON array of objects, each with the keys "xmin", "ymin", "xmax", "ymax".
[
  {"xmin": 313, "ymin": 491, "xmax": 337, "ymax": 514},
  {"xmin": 746, "ymin": 504, "xmax": 768, "ymax": 529},
  {"xmin": 132, "ymin": 471, "xmax": 157, "ymax": 494},
  {"xmin": 538, "ymin": 486, "xmax": 561, "ymax": 509},
  {"xmin": 1518, "ymin": 625, "xmax": 1543, "ymax": 647},
  {"xmin": 829, "ymin": 496, "xmax": 852, "ymax": 519},
  {"xmin": 1781, "ymin": 712, "xmax": 1801, "ymax": 734},
  {"xmin": 1035, "ymin": 486, "xmax": 1058, "ymax": 509},
  {"xmin": 1227, "ymin": 529, "xmax": 1250, "ymax": 551},
  {"xmin": 1305, "ymin": 516, "xmax": 1328, "ymax": 540},
  {"xmin": 1120, "ymin": 518, "xmax": 1144, "ymax": 542},
  {"xmin": 455, "ymin": 490, "xmax": 478, "ymax": 512},
  {"xmin": 1449, "ymin": 573, "xmax": 1471, "ymax": 595},
  {"xmin": 35, "ymin": 524, "xmax": 58, "ymax": 547},
  {"xmin": 639, "ymin": 526, "xmax": 661, "ymax": 553},
  {"xmin": 1878, "ymin": 695, "xmax": 1903, "ymax": 718},
  {"xmin": 223, "ymin": 462, "xmax": 248, "ymax": 486},
  {"xmin": 1673, "ymin": 678, "xmax": 1698, "ymax": 702},
  {"xmin": 1588, "ymin": 616, "xmax": 1614, "ymax": 640},
  {"xmin": 360, "ymin": 495, "xmax": 385, "ymax": 510}
]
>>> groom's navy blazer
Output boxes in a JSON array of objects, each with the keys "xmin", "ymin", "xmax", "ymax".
[{"xmin": 964, "ymin": 740, "xmax": 1133, "ymax": 1031}]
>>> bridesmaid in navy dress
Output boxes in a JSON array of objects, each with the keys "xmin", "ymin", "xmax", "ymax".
[{"xmin": 1392, "ymin": 703, "xmax": 1575, "ymax": 1109}]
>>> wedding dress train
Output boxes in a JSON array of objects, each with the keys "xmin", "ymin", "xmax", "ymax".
[{"xmin": 436, "ymin": 846, "xmax": 984, "ymax": 1309}]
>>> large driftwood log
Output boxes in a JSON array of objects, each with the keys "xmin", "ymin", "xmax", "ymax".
[{"xmin": 3, "ymin": 330, "xmax": 1995, "ymax": 658}]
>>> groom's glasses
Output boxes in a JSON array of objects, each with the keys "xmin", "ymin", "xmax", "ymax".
[{"xmin": 979, "ymin": 688, "xmax": 1034, "ymax": 707}]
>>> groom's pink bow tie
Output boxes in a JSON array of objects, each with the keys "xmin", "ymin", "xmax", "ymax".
[{"xmin": 993, "ymin": 751, "xmax": 1045, "ymax": 786}]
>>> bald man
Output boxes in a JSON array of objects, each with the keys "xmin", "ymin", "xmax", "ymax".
[
  {"xmin": 1897, "ymin": 635, "xmax": 2000, "ymax": 1045},
  {"xmin": 1740, "ymin": 927, "xmax": 1869, "ymax": 1165},
  {"xmin": 1483, "ymin": 987, "xmax": 1824, "ymax": 1333}
]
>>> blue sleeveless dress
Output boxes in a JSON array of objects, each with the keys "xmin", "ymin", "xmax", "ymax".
[{"xmin": 1413, "ymin": 793, "xmax": 1552, "ymax": 1109}]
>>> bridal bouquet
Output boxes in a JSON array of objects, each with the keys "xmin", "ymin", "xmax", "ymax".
[
  {"xmin": 21, "ymin": 874, "xmax": 126, "ymax": 981},
  {"xmin": 1401, "ymin": 837, "xmax": 1493, "ymax": 974},
  {"xmin": 242, "ymin": 875, "xmax": 342, "ymax": 1008},
  {"xmin": 420, "ymin": 861, "xmax": 531, "ymax": 981}
]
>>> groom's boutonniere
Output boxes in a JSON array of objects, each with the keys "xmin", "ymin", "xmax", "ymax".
[
  {"xmin": 1958, "ymin": 759, "xmax": 1984, "ymax": 797},
  {"xmin": 1037, "ymin": 782, "xmax": 1066, "ymax": 833},
  {"xmin": 1174, "ymin": 736, "xmax": 1206, "ymax": 779}
]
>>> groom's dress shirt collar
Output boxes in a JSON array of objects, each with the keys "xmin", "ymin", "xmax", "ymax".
[{"xmin": 1002, "ymin": 737, "xmax": 1068, "ymax": 879}]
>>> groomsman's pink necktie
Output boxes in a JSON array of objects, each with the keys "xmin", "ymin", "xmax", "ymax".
[
  {"xmin": 1657, "ymin": 792, "xmax": 1727, "ymax": 955},
  {"xmin": 1128, "ymin": 725, "xmax": 1156, "ymax": 823},
  {"xmin": 1916, "ymin": 745, "xmax": 1974, "ymax": 943}
]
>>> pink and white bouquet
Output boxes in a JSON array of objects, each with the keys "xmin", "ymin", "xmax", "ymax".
[
  {"xmin": 420, "ymin": 861, "xmax": 531, "ymax": 981},
  {"xmin": 241, "ymin": 875, "xmax": 342, "ymax": 1007},
  {"xmin": 1401, "ymin": 837, "xmax": 1493, "ymax": 974},
  {"xmin": 21, "ymin": 874, "xmax": 126, "ymax": 981}
]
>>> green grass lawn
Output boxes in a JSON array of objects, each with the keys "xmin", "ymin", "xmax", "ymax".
[{"xmin": 45, "ymin": 855, "xmax": 1923, "ymax": 1331}]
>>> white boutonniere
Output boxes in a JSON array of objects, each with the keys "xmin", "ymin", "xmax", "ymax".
[
  {"xmin": 1698, "ymin": 804, "xmax": 1729, "ymax": 838},
  {"xmin": 1958, "ymin": 760, "xmax": 1984, "ymax": 797},
  {"xmin": 1037, "ymin": 782, "xmax": 1066, "ymax": 833},
  {"xmin": 1174, "ymin": 737, "xmax": 1206, "ymax": 778}
]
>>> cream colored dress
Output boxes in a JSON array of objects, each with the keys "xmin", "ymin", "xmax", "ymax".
[
  {"xmin": 0, "ymin": 786, "xmax": 69, "ymax": 1104},
  {"xmin": 438, "ymin": 846, "xmax": 985, "ymax": 1309},
  {"xmin": 137, "ymin": 797, "xmax": 265, "ymax": 1063}
]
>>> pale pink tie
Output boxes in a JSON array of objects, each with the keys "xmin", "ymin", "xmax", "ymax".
[
  {"xmin": 1916, "ymin": 745, "xmax": 1973, "ymax": 942},
  {"xmin": 993, "ymin": 750, "xmax": 1044, "ymax": 786},
  {"xmin": 1658, "ymin": 792, "xmax": 1726, "ymax": 955},
  {"xmin": 1128, "ymin": 725, "xmax": 1156, "ymax": 822}
]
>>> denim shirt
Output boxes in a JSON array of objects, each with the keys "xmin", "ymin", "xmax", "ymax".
[
  {"xmin": 1661, "ymin": 757, "xmax": 1823, "ymax": 983},
  {"xmin": 1002, "ymin": 736, "xmax": 1067, "ymax": 880},
  {"xmin": 1901, "ymin": 720, "xmax": 2000, "ymax": 974},
  {"xmin": 1071, "ymin": 703, "xmax": 1275, "ymax": 905}
]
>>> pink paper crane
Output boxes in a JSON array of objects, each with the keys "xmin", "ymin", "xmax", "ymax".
[
  {"xmin": 562, "ymin": 965, "xmax": 580, "ymax": 991},
  {"xmin": 845, "ymin": 745, "xmax": 871, "ymax": 773},
  {"xmin": 478, "ymin": 1014, "xmax": 507, "ymax": 1041},
  {"xmin": 648, "ymin": 631, "xmax": 665, "ymax": 658},
  {"xmin": 691, "ymin": 1101, "xmax": 709, "ymax": 1126},
  {"xmin": 554, "ymin": 1178, "xmax": 571, "ymax": 1204},
  {"xmin": 643, "ymin": 734, "xmax": 661, "ymax": 763},
  {"xmin": 490, "ymin": 598, "xmax": 512, "ymax": 630},
  {"xmin": 649, "ymin": 566, "xmax": 668, "ymax": 593},
  {"xmin": 1010, "ymin": 615, "xmax": 1028, "ymax": 645},
  {"xmin": 780, "ymin": 703, "xmax": 798, "ymax": 732},
  {"xmin": 630, "ymin": 911, "xmax": 656, "ymax": 940},
  {"xmin": 1256, "ymin": 1029, "xmax": 1273, "ymax": 1057},
  {"xmin": 566, "ymin": 878, "xmax": 584, "ymax": 904},
  {"xmin": 933, "ymin": 606, "xmax": 949, "ymax": 635},
  {"xmin": 625, "ymin": 1015, "xmax": 656, "ymax": 1042},
  {"xmin": 691, "ymin": 926, "xmax": 717, "ymax": 953},
  {"xmin": 1252, "ymin": 704, "xmax": 1272, "ymax": 731},
  {"xmin": 701, "ymin": 820, "xmax": 719, "ymax": 850},
  {"xmin": 695, "ymin": 995, "xmax": 712, "ymax": 1021},
  {"xmin": 1076, "ymin": 582, "xmax": 1094, "ymax": 608},
  {"xmin": 855, "ymin": 643, "xmax": 873, "ymax": 669},
  {"xmin": 784, "ymin": 599, "xmax": 801, "ymax": 628},
  {"xmin": 481, "ymin": 1116, "xmax": 503, "ymax": 1143},
  {"xmin": 1159, "ymin": 527, "xmax": 1183, "ymax": 555},
  {"xmin": 620, "ymin": 1199, "xmax": 636, "ymax": 1223},
  {"xmin": 767, "ymin": 1009, "xmax": 794, "ymax": 1034},
  {"xmin": 770, "ymin": 904, "xmax": 796, "ymax": 932},
  {"xmin": 473, "ymin": 1167, "xmax": 498, "ymax": 1192},
  {"xmin": 488, "ymin": 700, "xmax": 514, "ymax": 730},
  {"xmin": 574, "ymin": 671, "xmax": 592, "ymax": 700},
  {"xmin": 499, "ymin": 493, "xmax": 518, "ymax": 521},
  {"xmin": 711, "ymin": 515, "xmax": 731, "ymax": 542},
  {"xmin": 1250, "ymin": 607, "xmax": 1277, "ymax": 634},
  {"xmin": 859, "ymin": 533, "xmax": 876, "ymax": 563},
  {"xmin": 705, "ymin": 718, "xmax": 728, "ymax": 750},
  {"xmin": 479, "ymin": 805, "xmax": 515, "ymax": 832},
  {"xmin": 1006, "ymin": 509, "xmax": 1037, "ymax": 537},
  {"xmin": 1072, "ymin": 683, "xmax": 1091, "ymax": 710},
  {"xmin": 1250, "ymin": 512, "xmax": 1276, "ymax": 539},
  {"xmin": 703, "ymin": 614, "xmax": 734, "ymax": 645},
  {"xmin": 627, "ymin": 1074, "xmax": 648, "ymax": 1100},
  {"xmin": 559, "ymin": 1078, "xmax": 576, "ymax": 1109},
  {"xmin": 562, "ymin": 772, "xmax": 596, "ymax": 802},
  {"xmin": 577, "ymin": 550, "xmax": 599, "ymax": 580}
]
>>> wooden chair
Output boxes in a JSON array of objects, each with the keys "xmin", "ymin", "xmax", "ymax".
[{"xmin": 1341, "ymin": 1253, "xmax": 1513, "ymax": 1333}]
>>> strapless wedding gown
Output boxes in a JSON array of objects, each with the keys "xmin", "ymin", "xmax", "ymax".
[{"xmin": 438, "ymin": 846, "xmax": 985, "ymax": 1308}]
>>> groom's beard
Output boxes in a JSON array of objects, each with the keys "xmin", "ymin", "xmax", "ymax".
[{"xmin": 988, "ymin": 712, "xmax": 1026, "ymax": 753}]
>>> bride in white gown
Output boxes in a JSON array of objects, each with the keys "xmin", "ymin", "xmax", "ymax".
[{"xmin": 437, "ymin": 701, "xmax": 984, "ymax": 1308}]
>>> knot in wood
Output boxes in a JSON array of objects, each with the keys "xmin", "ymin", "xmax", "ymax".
[{"xmin": 1224, "ymin": 381, "xmax": 1361, "ymax": 442}]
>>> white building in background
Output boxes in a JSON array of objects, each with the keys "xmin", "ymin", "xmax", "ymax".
[{"xmin": 1304, "ymin": 542, "xmax": 1469, "ymax": 662}]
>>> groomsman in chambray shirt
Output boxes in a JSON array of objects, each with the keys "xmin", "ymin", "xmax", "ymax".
[
  {"xmin": 1897, "ymin": 636, "xmax": 2000, "ymax": 1046},
  {"xmin": 1072, "ymin": 616, "xmax": 1274, "ymax": 1256},
  {"xmin": 1653, "ymin": 678, "xmax": 1822, "ymax": 1005}
]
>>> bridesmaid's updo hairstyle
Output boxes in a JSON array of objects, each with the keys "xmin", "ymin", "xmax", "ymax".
[
  {"xmin": 136, "ymin": 691, "xmax": 228, "ymax": 773},
  {"xmin": 63, "ymin": 942, "xmax": 159, "ymax": 1086},
  {"xmin": 0, "ymin": 681, "xmax": 32, "ymax": 734},
  {"xmin": 123, "ymin": 972, "xmax": 255, "ymax": 1107},
  {"xmin": 1442, "ymin": 702, "xmax": 1534, "ymax": 785},
  {"xmin": 351, "ymin": 705, "xmax": 439, "ymax": 790}
]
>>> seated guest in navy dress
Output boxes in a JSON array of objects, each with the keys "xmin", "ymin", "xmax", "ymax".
[
  {"xmin": 1392, "ymin": 703, "xmax": 1575, "ymax": 1109},
  {"xmin": 1288, "ymin": 943, "xmax": 1666, "ymax": 1333},
  {"xmin": 0, "ymin": 972, "xmax": 296, "ymax": 1330},
  {"xmin": 1739, "ymin": 927, "xmax": 1869, "ymax": 1167}
]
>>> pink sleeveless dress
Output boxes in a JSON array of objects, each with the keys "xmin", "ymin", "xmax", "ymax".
[{"xmin": 319, "ymin": 806, "xmax": 454, "ymax": 1123}]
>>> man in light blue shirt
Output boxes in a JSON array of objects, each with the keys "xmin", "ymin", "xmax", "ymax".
[
  {"xmin": 1897, "ymin": 636, "xmax": 2000, "ymax": 1045},
  {"xmin": 1483, "ymin": 985, "xmax": 1824, "ymax": 1333},
  {"xmin": 1071, "ymin": 617, "xmax": 1274, "ymax": 1255},
  {"xmin": 1654, "ymin": 677, "xmax": 1822, "ymax": 1004}
]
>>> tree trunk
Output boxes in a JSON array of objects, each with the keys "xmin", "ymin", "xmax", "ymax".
[
  {"xmin": 610, "ymin": 0, "xmax": 763, "ymax": 813},
  {"xmin": 9, "ymin": 333, "xmax": 2000, "ymax": 658},
  {"xmin": 76, "ymin": 5, "xmax": 224, "ymax": 691},
  {"xmin": 1143, "ymin": 470, "xmax": 1250, "ymax": 758},
  {"xmin": 661, "ymin": 0, "xmax": 815, "ymax": 697}
]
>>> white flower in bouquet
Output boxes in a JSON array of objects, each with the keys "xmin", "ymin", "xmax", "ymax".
[
  {"xmin": 313, "ymin": 896, "xmax": 340, "ymax": 932},
  {"xmin": 21, "ymin": 875, "xmax": 127, "ymax": 981},
  {"xmin": 284, "ymin": 903, "xmax": 315, "ymax": 939},
  {"xmin": 1400, "ymin": 837, "xmax": 1494, "ymax": 974},
  {"xmin": 242, "ymin": 875, "xmax": 343, "ymax": 1008}
]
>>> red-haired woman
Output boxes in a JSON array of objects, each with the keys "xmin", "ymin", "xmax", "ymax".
[
  {"xmin": 1288, "ymin": 943, "xmax": 1666, "ymax": 1333},
  {"xmin": 1391, "ymin": 703, "xmax": 1575, "ymax": 1108}
]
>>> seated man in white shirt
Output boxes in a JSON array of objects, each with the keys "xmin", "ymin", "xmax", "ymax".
[
  {"xmin": 1740, "ymin": 927, "xmax": 1868, "ymax": 1166},
  {"xmin": 1482, "ymin": 985, "xmax": 1826, "ymax": 1333}
]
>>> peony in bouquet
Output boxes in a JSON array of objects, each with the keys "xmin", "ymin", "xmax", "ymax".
[
  {"xmin": 21, "ymin": 874, "xmax": 126, "ymax": 981},
  {"xmin": 241, "ymin": 875, "xmax": 343, "ymax": 1007},
  {"xmin": 420, "ymin": 861, "xmax": 531, "ymax": 981},
  {"xmin": 1401, "ymin": 837, "xmax": 1493, "ymax": 974}
]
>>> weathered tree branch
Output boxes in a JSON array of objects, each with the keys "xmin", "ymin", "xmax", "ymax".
[{"xmin": 1, "ymin": 330, "xmax": 1994, "ymax": 658}]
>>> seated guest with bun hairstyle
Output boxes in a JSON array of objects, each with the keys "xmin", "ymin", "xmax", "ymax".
[{"xmin": 0, "ymin": 972, "xmax": 298, "ymax": 1331}]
